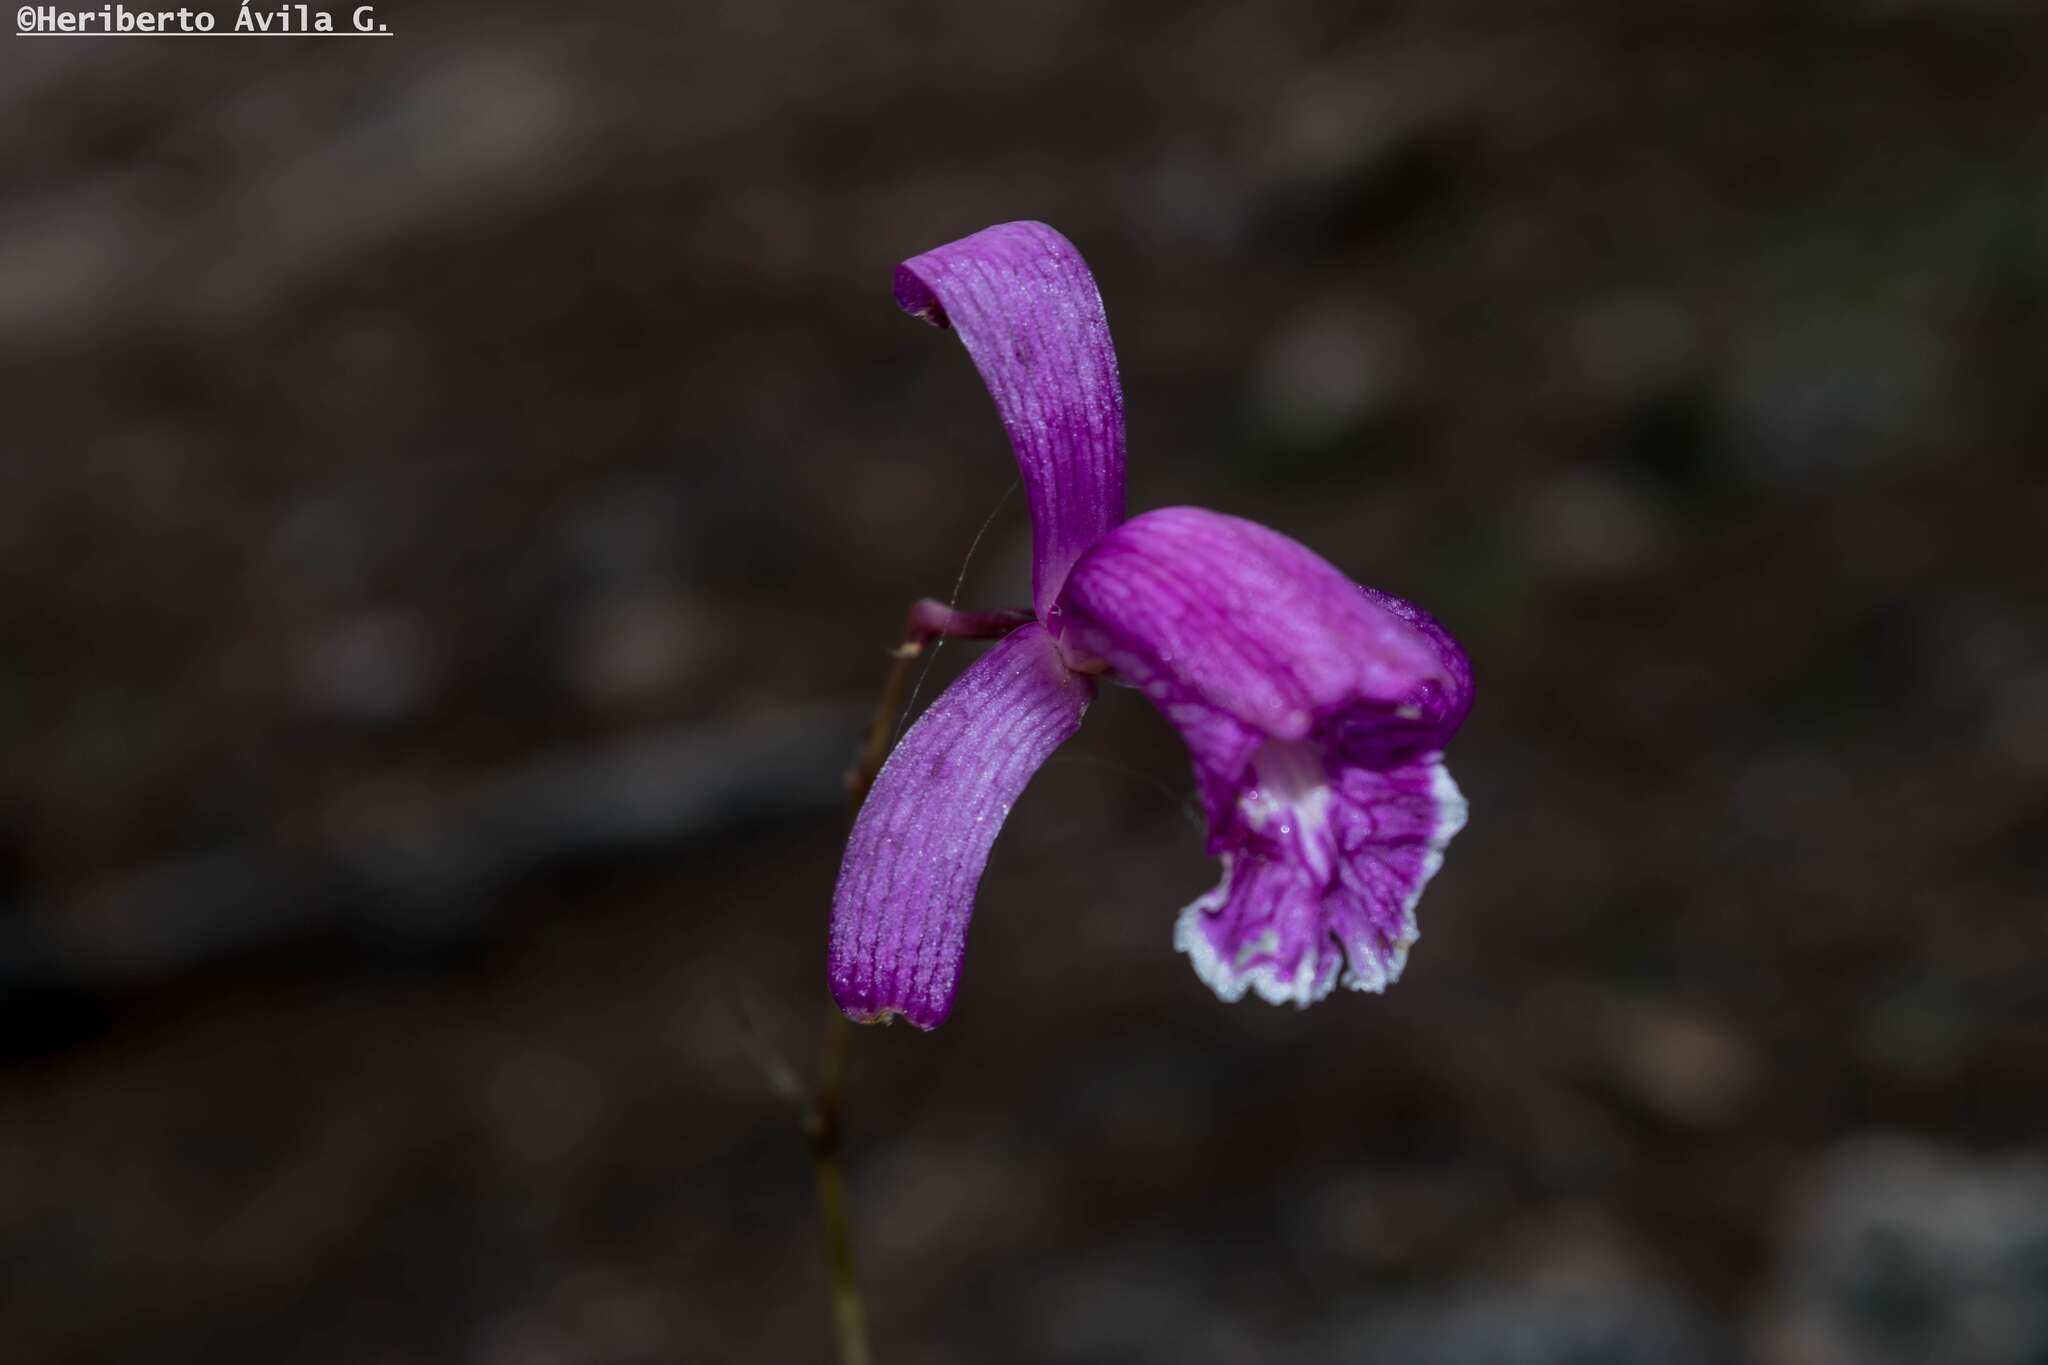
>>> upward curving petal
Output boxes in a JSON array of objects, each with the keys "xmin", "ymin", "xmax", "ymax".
[
  {"xmin": 830, "ymin": 624, "xmax": 1092, "ymax": 1030},
  {"xmin": 895, "ymin": 221, "xmax": 1127, "ymax": 618}
]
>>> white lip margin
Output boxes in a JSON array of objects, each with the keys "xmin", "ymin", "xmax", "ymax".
[
  {"xmin": 1342, "ymin": 756, "xmax": 1467, "ymax": 992},
  {"xmin": 1172, "ymin": 854, "xmax": 1336, "ymax": 1008}
]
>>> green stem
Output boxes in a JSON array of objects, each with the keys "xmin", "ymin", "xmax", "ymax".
[
  {"xmin": 808, "ymin": 601, "xmax": 1028, "ymax": 1362},
  {"xmin": 807, "ymin": 627, "xmax": 936, "ymax": 1365},
  {"xmin": 807, "ymin": 1007, "xmax": 871, "ymax": 1365}
]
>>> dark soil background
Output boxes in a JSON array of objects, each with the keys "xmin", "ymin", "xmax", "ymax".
[{"xmin": 4, "ymin": 4, "xmax": 2046, "ymax": 1363}]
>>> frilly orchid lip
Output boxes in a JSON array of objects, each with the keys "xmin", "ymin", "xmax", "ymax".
[{"xmin": 830, "ymin": 221, "xmax": 1472, "ymax": 1028}]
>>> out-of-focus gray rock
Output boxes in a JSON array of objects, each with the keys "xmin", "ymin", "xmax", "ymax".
[
  {"xmin": 1517, "ymin": 472, "xmax": 1678, "ymax": 584},
  {"xmin": 6, "ymin": 702, "xmax": 860, "ymax": 989},
  {"xmin": 563, "ymin": 592, "xmax": 709, "ymax": 709},
  {"xmin": 1570, "ymin": 297, "xmax": 1701, "ymax": 408},
  {"xmin": 1033, "ymin": 1245, "xmax": 1270, "ymax": 1365},
  {"xmin": 1255, "ymin": 307, "xmax": 1410, "ymax": 446},
  {"xmin": 298, "ymin": 609, "xmax": 444, "ymax": 726},
  {"xmin": 1326, "ymin": 1282, "xmax": 1725, "ymax": 1365},
  {"xmin": 1723, "ymin": 315, "xmax": 1951, "ymax": 485},
  {"xmin": 1760, "ymin": 1136, "xmax": 2048, "ymax": 1365}
]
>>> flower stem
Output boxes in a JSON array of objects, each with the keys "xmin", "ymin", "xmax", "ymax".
[
  {"xmin": 807, "ymin": 622, "xmax": 936, "ymax": 1365},
  {"xmin": 810, "ymin": 604, "xmax": 1032, "ymax": 1364},
  {"xmin": 806, "ymin": 1007, "xmax": 870, "ymax": 1365}
]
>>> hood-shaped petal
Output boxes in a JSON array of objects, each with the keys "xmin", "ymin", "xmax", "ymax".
[
  {"xmin": 1054, "ymin": 506, "xmax": 1473, "ymax": 1007},
  {"xmin": 895, "ymin": 221, "xmax": 1127, "ymax": 618},
  {"xmin": 830, "ymin": 623, "xmax": 1093, "ymax": 1030},
  {"xmin": 1054, "ymin": 506, "xmax": 1469, "ymax": 824}
]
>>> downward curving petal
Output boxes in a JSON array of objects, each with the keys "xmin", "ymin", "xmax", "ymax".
[
  {"xmin": 1054, "ymin": 505, "xmax": 1474, "ymax": 1007},
  {"xmin": 830, "ymin": 624, "xmax": 1092, "ymax": 1030},
  {"xmin": 895, "ymin": 221, "xmax": 1127, "ymax": 618},
  {"xmin": 1054, "ymin": 506, "xmax": 1470, "ymax": 823}
]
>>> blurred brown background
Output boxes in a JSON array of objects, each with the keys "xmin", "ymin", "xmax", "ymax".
[{"xmin": 4, "ymin": 4, "xmax": 2046, "ymax": 1363}]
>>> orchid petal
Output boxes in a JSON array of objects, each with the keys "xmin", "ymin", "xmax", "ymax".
[
  {"xmin": 1055, "ymin": 506, "xmax": 1470, "ymax": 817},
  {"xmin": 895, "ymin": 221, "xmax": 1127, "ymax": 618},
  {"xmin": 829, "ymin": 623, "xmax": 1092, "ymax": 1029},
  {"xmin": 1055, "ymin": 506, "xmax": 1472, "ymax": 1005}
]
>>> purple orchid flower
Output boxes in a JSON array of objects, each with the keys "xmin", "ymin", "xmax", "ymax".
[{"xmin": 829, "ymin": 221, "xmax": 1472, "ymax": 1029}]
